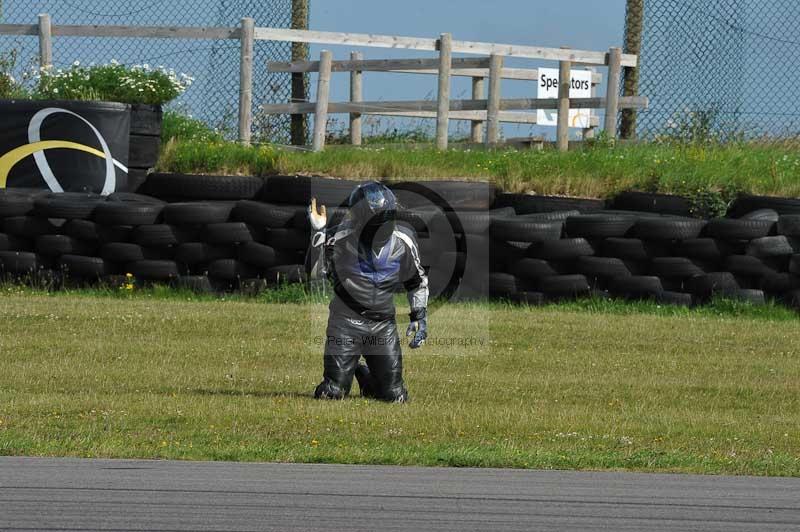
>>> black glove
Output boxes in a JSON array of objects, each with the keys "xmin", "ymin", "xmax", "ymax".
[{"xmin": 406, "ymin": 308, "xmax": 427, "ymax": 349}]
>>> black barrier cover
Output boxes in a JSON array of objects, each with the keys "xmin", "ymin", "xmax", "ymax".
[{"xmin": 0, "ymin": 100, "xmax": 130, "ymax": 194}]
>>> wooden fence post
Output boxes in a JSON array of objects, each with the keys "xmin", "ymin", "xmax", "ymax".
[
  {"xmin": 486, "ymin": 54, "xmax": 503, "ymax": 145},
  {"xmin": 312, "ymin": 50, "xmax": 333, "ymax": 152},
  {"xmin": 436, "ymin": 32, "xmax": 452, "ymax": 150},
  {"xmin": 238, "ymin": 17, "xmax": 255, "ymax": 145},
  {"xmin": 470, "ymin": 76, "xmax": 484, "ymax": 143},
  {"xmin": 290, "ymin": 0, "xmax": 310, "ymax": 145},
  {"xmin": 582, "ymin": 67, "xmax": 597, "ymax": 141},
  {"xmin": 604, "ymin": 46, "xmax": 622, "ymax": 141},
  {"xmin": 350, "ymin": 51, "xmax": 363, "ymax": 146},
  {"xmin": 38, "ymin": 13, "xmax": 52, "ymax": 70},
  {"xmin": 556, "ymin": 58, "xmax": 571, "ymax": 152}
]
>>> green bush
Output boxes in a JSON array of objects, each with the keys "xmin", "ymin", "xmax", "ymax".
[
  {"xmin": 161, "ymin": 110, "xmax": 225, "ymax": 142},
  {"xmin": 35, "ymin": 61, "xmax": 193, "ymax": 105},
  {"xmin": 0, "ymin": 49, "xmax": 28, "ymax": 99}
]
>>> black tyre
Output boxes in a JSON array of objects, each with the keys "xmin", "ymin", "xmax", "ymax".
[
  {"xmin": 728, "ymin": 194, "xmax": 800, "ymax": 217},
  {"xmin": 128, "ymin": 134, "xmax": 161, "ymax": 168},
  {"xmin": 761, "ymin": 272, "xmax": 800, "ymax": 294},
  {"xmin": 493, "ymin": 193, "xmax": 605, "ymax": 214},
  {"xmin": 177, "ymin": 275, "xmax": 215, "ymax": 294},
  {"xmin": 207, "ymin": 259, "xmax": 257, "ymax": 281},
  {"xmin": 724, "ymin": 255, "xmax": 787, "ymax": 277},
  {"xmin": 446, "ymin": 208, "xmax": 515, "ymax": 235},
  {"xmin": 635, "ymin": 218, "xmax": 707, "ymax": 240},
  {"xmin": 741, "ymin": 209, "xmax": 780, "ymax": 222},
  {"xmin": 101, "ymin": 243, "xmax": 172, "ymax": 263},
  {"xmin": 511, "ymin": 291, "xmax": 546, "ymax": 306},
  {"xmin": 264, "ymin": 228, "xmax": 309, "ymax": 251},
  {"xmin": 610, "ymin": 191, "xmax": 693, "ymax": 217},
  {"xmin": 2, "ymin": 216, "xmax": 61, "ymax": 238},
  {"xmin": 489, "ymin": 272, "xmax": 533, "ymax": 297},
  {"xmin": 36, "ymin": 235, "xmax": 95, "ymax": 257},
  {"xmin": 62, "ymin": 219, "xmax": 103, "ymax": 241},
  {"xmin": 609, "ymin": 275, "xmax": 664, "ymax": 299},
  {"xmin": 105, "ymin": 192, "xmax": 165, "ymax": 204},
  {"xmin": 58, "ymin": 254, "xmax": 109, "ymax": 278},
  {"xmin": 649, "ymin": 257, "xmax": 708, "ymax": 278},
  {"xmin": 686, "ymin": 272, "xmax": 740, "ymax": 298},
  {"xmin": 672, "ymin": 238, "xmax": 734, "ymax": 261},
  {"xmin": 143, "ymin": 173, "xmax": 265, "ymax": 201},
  {"xmin": 133, "ymin": 225, "xmax": 199, "ymax": 247},
  {"xmin": 0, "ymin": 233, "xmax": 31, "ymax": 252},
  {"xmin": 777, "ymin": 215, "xmax": 800, "ymax": 237},
  {"xmin": 232, "ymin": 200, "xmax": 300, "ymax": 228},
  {"xmin": 162, "ymin": 202, "xmax": 235, "ymax": 225},
  {"xmin": 33, "ymin": 193, "xmax": 104, "ymax": 220},
  {"xmin": 791, "ymin": 255, "xmax": 800, "ymax": 275},
  {"xmin": 538, "ymin": 274, "xmax": 591, "ymax": 297},
  {"xmin": 175, "ymin": 243, "xmax": 234, "ymax": 265},
  {"xmin": 656, "ymin": 291, "xmax": 694, "ymax": 306},
  {"xmin": 239, "ymin": 241, "xmax": 290, "ymax": 268},
  {"xmin": 490, "ymin": 218, "xmax": 562, "ymax": 243},
  {"xmin": 204, "ymin": 222, "xmax": 261, "ymax": 244},
  {"xmin": 263, "ymin": 264, "xmax": 307, "ymax": 284},
  {"xmin": 576, "ymin": 256, "xmax": 634, "ymax": 279},
  {"xmin": 93, "ymin": 201, "xmax": 164, "ymax": 226},
  {"xmin": 529, "ymin": 238, "xmax": 595, "ymax": 260},
  {"xmin": 564, "ymin": 214, "xmax": 637, "ymax": 238},
  {"xmin": 0, "ymin": 191, "xmax": 35, "ymax": 217},
  {"xmin": 510, "ymin": 258, "xmax": 568, "ymax": 280},
  {"xmin": 602, "ymin": 238, "xmax": 669, "ymax": 261},
  {"xmin": 746, "ymin": 236, "xmax": 799, "ymax": 258},
  {"xmin": 724, "ymin": 289, "xmax": 766, "ymax": 305},
  {"xmin": 388, "ymin": 180, "xmax": 497, "ymax": 211},
  {"xmin": 704, "ymin": 218, "xmax": 775, "ymax": 240},
  {"xmin": 127, "ymin": 260, "xmax": 180, "ymax": 281},
  {"xmin": 263, "ymin": 175, "xmax": 363, "ymax": 207},
  {"xmin": 0, "ymin": 251, "xmax": 41, "ymax": 274},
  {"xmin": 516, "ymin": 210, "xmax": 580, "ymax": 222}
]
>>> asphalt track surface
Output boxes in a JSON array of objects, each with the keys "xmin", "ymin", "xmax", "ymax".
[{"xmin": 1, "ymin": 457, "xmax": 799, "ymax": 531}]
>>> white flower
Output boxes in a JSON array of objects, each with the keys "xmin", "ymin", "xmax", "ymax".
[
  {"xmin": 73, "ymin": 60, "xmax": 80, "ymax": 67},
  {"xmin": 110, "ymin": 59, "xmax": 119, "ymax": 65}
]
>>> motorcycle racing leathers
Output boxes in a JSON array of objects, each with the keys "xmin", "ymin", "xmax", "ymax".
[{"xmin": 307, "ymin": 218, "xmax": 428, "ymax": 402}]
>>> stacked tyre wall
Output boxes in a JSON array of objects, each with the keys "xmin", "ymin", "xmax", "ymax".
[{"xmin": 2, "ymin": 175, "xmax": 800, "ymax": 310}]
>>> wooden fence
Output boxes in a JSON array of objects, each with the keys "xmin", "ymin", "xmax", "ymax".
[{"xmin": 0, "ymin": 15, "xmax": 646, "ymax": 151}]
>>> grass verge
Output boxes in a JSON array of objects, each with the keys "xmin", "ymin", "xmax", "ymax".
[
  {"xmin": 1, "ymin": 287, "xmax": 798, "ymax": 476},
  {"xmin": 156, "ymin": 138, "xmax": 800, "ymax": 199}
]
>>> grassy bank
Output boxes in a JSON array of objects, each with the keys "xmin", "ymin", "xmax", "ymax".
[
  {"xmin": 156, "ymin": 138, "xmax": 800, "ymax": 199},
  {"xmin": 1, "ymin": 288, "xmax": 798, "ymax": 476}
]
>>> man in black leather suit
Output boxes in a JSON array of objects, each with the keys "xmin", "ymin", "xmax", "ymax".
[{"xmin": 307, "ymin": 181, "xmax": 428, "ymax": 403}]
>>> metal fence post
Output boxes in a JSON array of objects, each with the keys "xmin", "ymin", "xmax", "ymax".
[
  {"xmin": 604, "ymin": 47, "xmax": 622, "ymax": 140},
  {"xmin": 312, "ymin": 50, "xmax": 333, "ymax": 152},
  {"xmin": 486, "ymin": 54, "xmax": 503, "ymax": 145},
  {"xmin": 436, "ymin": 32, "xmax": 452, "ymax": 150},
  {"xmin": 38, "ymin": 13, "xmax": 53, "ymax": 70},
  {"xmin": 238, "ymin": 17, "xmax": 255, "ymax": 145},
  {"xmin": 556, "ymin": 58, "xmax": 571, "ymax": 152},
  {"xmin": 350, "ymin": 51, "xmax": 363, "ymax": 146}
]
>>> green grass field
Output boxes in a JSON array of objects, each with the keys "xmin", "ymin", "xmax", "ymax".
[
  {"xmin": 1, "ymin": 287, "xmax": 798, "ymax": 476},
  {"xmin": 156, "ymin": 138, "xmax": 800, "ymax": 200}
]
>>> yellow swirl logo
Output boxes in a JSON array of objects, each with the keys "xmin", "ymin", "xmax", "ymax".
[{"xmin": 0, "ymin": 107, "xmax": 127, "ymax": 194}]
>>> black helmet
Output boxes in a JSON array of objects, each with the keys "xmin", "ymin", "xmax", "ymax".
[{"xmin": 347, "ymin": 181, "xmax": 397, "ymax": 250}]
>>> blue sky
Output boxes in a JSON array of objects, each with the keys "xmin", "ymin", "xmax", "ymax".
[
  {"xmin": 3, "ymin": 0, "xmax": 628, "ymax": 140},
  {"xmin": 306, "ymin": 0, "xmax": 627, "ymax": 139}
]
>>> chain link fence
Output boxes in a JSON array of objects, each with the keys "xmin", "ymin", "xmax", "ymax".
[
  {"xmin": 636, "ymin": 0, "xmax": 800, "ymax": 141},
  {"xmin": 0, "ymin": 0, "xmax": 306, "ymax": 143}
]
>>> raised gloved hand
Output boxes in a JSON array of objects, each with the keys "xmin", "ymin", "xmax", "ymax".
[
  {"xmin": 406, "ymin": 310, "xmax": 427, "ymax": 349},
  {"xmin": 308, "ymin": 197, "xmax": 327, "ymax": 231}
]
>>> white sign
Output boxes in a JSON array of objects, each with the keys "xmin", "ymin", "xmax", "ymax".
[{"xmin": 537, "ymin": 68, "xmax": 592, "ymax": 128}]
